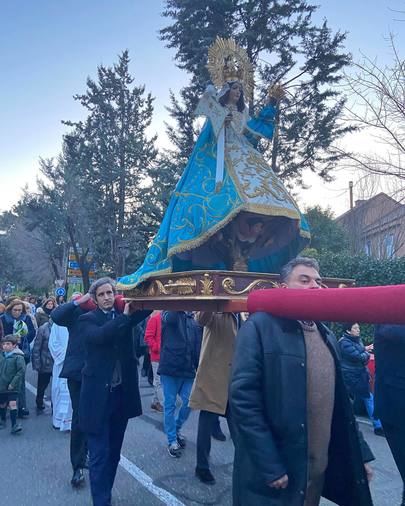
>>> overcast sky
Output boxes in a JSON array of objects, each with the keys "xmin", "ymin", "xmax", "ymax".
[{"xmin": 1, "ymin": 0, "xmax": 404, "ymax": 216}]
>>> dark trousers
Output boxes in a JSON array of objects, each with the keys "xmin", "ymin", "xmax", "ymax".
[
  {"xmin": 141, "ymin": 352, "xmax": 154, "ymax": 385},
  {"xmin": 87, "ymin": 386, "xmax": 128, "ymax": 506},
  {"xmin": 36, "ymin": 372, "xmax": 52, "ymax": 408},
  {"xmin": 381, "ymin": 420, "xmax": 405, "ymax": 486},
  {"xmin": 197, "ymin": 409, "xmax": 232, "ymax": 470},
  {"xmin": 18, "ymin": 371, "xmax": 27, "ymax": 411},
  {"xmin": 67, "ymin": 378, "xmax": 88, "ymax": 471}
]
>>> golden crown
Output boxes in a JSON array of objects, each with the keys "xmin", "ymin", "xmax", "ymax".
[{"xmin": 207, "ymin": 37, "xmax": 254, "ymax": 97}]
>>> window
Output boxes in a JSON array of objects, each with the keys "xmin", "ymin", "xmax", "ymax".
[
  {"xmin": 364, "ymin": 240, "xmax": 371, "ymax": 256},
  {"xmin": 384, "ymin": 234, "xmax": 395, "ymax": 258}
]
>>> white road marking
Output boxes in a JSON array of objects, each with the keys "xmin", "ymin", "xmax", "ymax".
[
  {"xmin": 119, "ymin": 455, "xmax": 186, "ymax": 506},
  {"xmin": 357, "ymin": 417, "xmax": 373, "ymax": 427},
  {"xmin": 25, "ymin": 381, "xmax": 186, "ymax": 506}
]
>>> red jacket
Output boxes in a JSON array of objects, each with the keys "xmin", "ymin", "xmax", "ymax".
[{"xmin": 144, "ymin": 312, "xmax": 161, "ymax": 362}]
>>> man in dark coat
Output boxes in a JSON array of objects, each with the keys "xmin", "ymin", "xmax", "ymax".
[
  {"xmin": 51, "ymin": 291, "xmax": 92, "ymax": 487},
  {"xmin": 230, "ymin": 257, "xmax": 374, "ymax": 506},
  {"xmin": 374, "ymin": 324, "xmax": 405, "ymax": 506},
  {"xmin": 159, "ymin": 311, "xmax": 202, "ymax": 457},
  {"xmin": 78, "ymin": 277, "xmax": 150, "ymax": 506}
]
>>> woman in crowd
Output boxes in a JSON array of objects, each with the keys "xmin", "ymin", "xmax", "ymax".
[
  {"xmin": 35, "ymin": 297, "xmax": 56, "ymax": 328},
  {"xmin": 339, "ymin": 322, "xmax": 384, "ymax": 436},
  {"xmin": 0, "ymin": 299, "xmax": 35, "ymax": 417}
]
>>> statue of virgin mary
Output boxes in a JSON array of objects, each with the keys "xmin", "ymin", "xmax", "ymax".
[{"xmin": 117, "ymin": 38, "xmax": 309, "ymax": 290}]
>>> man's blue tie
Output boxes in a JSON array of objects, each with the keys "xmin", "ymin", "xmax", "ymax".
[{"xmin": 106, "ymin": 311, "xmax": 115, "ymax": 320}]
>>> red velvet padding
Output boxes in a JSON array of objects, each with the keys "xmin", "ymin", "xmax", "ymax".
[
  {"xmin": 247, "ymin": 285, "xmax": 405, "ymax": 324},
  {"xmin": 114, "ymin": 294, "xmax": 126, "ymax": 313},
  {"xmin": 79, "ymin": 298, "xmax": 97, "ymax": 311}
]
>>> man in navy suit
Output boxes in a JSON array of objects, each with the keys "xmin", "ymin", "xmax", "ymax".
[{"xmin": 78, "ymin": 277, "xmax": 150, "ymax": 506}]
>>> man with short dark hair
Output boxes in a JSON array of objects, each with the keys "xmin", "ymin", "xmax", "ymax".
[
  {"xmin": 230, "ymin": 257, "xmax": 374, "ymax": 506},
  {"xmin": 78, "ymin": 277, "xmax": 150, "ymax": 506}
]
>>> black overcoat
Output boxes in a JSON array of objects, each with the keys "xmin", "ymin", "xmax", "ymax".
[
  {"xmin": 51, "ymin": 301, "xmax": 87, "ymax": 382},
  {"xmin": 158, "ymin": 311, "xmax": 202, "ymax": 378},
  {"xmin": 230, "ymin": 312, "xmax": 374, "ymax": 506},
  {"xmin": 338, "ymin": 332, "xmax": 371, "ymax": 399},
  {"xmin": 374, "ymin": 324, "xmax": 405, "ymax": 426},
  {"xmin": 78, "ymin": 308, "xmax": 150, "ymax": 434}
]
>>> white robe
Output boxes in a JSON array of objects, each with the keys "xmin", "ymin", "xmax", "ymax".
[{"xmin": 48, "ymin": 323, "xmax": 72, "ymax": 431}]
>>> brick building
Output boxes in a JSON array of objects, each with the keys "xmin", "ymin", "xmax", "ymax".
[{"xmin": 336, "ymin": 193, "xmax": 405, "ymax": 258}]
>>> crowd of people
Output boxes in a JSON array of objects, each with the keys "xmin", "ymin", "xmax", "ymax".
[{"xmin": 0, "ymin": 257, "xmax": 405, "ymax": 506}]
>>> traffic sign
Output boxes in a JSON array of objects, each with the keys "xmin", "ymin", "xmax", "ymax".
[{"xmin": 55, "ymin": 287, "xmax": 66, "ymax": 297}]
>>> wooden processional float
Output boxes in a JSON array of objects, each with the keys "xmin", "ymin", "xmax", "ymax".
[
  {"xmin": 122, "ymin": 269, "xmax": 348, "ymax": 313},
  {"xmin": 122, "ymin": 270, "xmax": 405, "ymax": 325}
]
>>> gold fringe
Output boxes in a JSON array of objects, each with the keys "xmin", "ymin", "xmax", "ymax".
[{"xmin": 167, "ymin": 205, "xmax": 244, "ymax": 257}]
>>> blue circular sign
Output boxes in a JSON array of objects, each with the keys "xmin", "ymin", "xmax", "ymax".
[{"xmin": 55, "ymin": 287, "xmax": 66, "ymax": 297}]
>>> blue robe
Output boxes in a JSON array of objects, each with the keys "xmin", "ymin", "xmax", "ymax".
[{"xmin": 118, "ymin": 97, "xmax": 309, "ymax": 290}]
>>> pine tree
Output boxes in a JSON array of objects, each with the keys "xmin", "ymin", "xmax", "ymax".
[
  {"xmin": 63, "ymin": 50, "xmax": 158, "ymax": 276},
  {"xmin": 11, "ymin": 51, "xmax": 158, "ymax": 287}
]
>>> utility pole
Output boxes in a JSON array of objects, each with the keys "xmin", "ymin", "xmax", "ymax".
[{"xmin": 349, "ymin": 181, "xmax": 354, "ymax": 210}]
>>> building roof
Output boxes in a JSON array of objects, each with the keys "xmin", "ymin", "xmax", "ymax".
[{"xmin": 336, "ymin": 192, "xmax": 403, "ymax": 223}]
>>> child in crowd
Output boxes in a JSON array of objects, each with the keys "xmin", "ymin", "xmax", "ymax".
[{"xmin": 0, "ymin": 334, "xmax": 26, "ymax": 434}]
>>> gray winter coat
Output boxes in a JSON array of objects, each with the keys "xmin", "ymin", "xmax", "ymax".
[{"xmin": 32, "ymin": 321, "xmax": 54, "ymax": 374}]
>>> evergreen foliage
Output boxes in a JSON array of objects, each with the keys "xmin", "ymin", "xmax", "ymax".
[
  {"xmin": 160, "ymin": 0, "xmax": 354, "ymax": 187},
  {"xmin": 315, "ymin": 251, "xmax": 405, "ymax": 288},
  {"xmin": 304, "ymin": 205, "xmax": 349, "ymax": 253}
]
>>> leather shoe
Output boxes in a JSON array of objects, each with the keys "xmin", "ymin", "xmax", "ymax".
[
  {"xmin": 151, "ymin": 401, "xmax": 164, "ymax": 413},
  {"xmin": 195, "ymin": 467, "xmax": 216, "ymax": 485},
  {"xmin": 18, "ymin": 408, "xmax": 29, "ymax": 419},
  {"xmin": 71, "ymin": 469, "xmax": 85, "ymax": 488}
]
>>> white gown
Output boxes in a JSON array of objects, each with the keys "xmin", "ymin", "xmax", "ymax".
[{"xmin": 48, "ymin": 323, "xmax": 72, "ymax": 431}]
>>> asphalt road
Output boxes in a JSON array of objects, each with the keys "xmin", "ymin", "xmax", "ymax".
[{"xmin": 0, "ymin": 365, "xmax": 402, "ymax": 506}]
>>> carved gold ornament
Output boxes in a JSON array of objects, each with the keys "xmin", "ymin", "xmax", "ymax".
[
  {"xmin": 222, "ymin": 277, "xmax": 279, "ymax": 296},
  {"xmin": 200, "ymin": 273, "xmax": 214, "ymax": 295},
  {"xmin": 136, "ymin": 278, "xmax": 197, "ymax": 297},
  {"xmin": 207, "ymin": 37, "xmax": 254, "ymax": 98}
]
